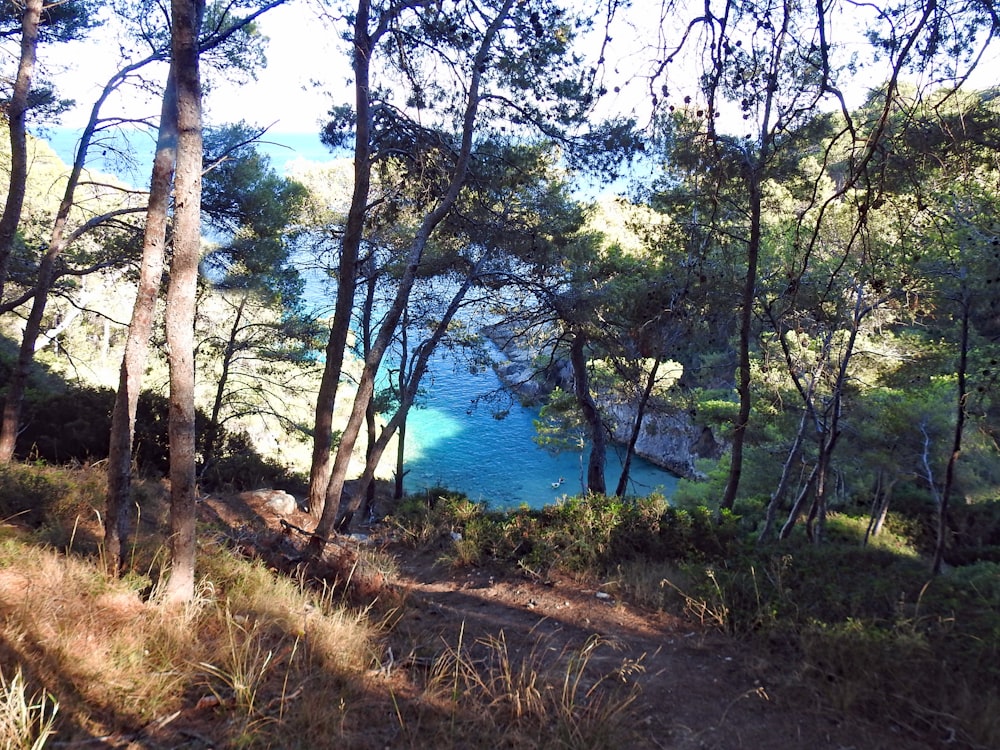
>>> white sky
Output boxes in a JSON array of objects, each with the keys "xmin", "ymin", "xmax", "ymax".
[
  {"xmin": 201, "ymin": 1, "xmax": 349, "ymax": 134},
  {"xmin": 35, "ymin": 0, "xmax": 1000, "ymax": 178}
]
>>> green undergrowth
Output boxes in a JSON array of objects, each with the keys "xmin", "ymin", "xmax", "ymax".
[
  {"xmin": 391, "ymin": 488, "xmax": 742, "ymax": 573},
  {"xmin": 391, "ymin": 488, "xmax": 1000, "ymax": 749}
]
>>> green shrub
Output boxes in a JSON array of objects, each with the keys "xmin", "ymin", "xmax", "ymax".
[
  {"xmin": 685, "ymin": 546, "xmax": 1000, "ymax": 747},
  {"xmin": 15, "ymin": 386, "xmax": 172, "ymax": 471},
  {"xmin": 9, "ymin": 378, "xmax": 294, "ymax": 492},
  {"xmin": 199, "ymin": 430, "xmax": 304, "ymax": 493},
  {"xmin": 392, "ymin": 491, "xmax": 742, "ymax": 577},
  {"xmin": 945, "ymin": 500, "xmax": 1000, "ymax": 565},
  {"xmin": 0, "ymin": 464, "xmax": 68, "ymax": 527}
]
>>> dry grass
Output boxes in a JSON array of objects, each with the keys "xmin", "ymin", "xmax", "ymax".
[
  {"xmin": 0, "ymin": 665, "xmax": 58, "ymax": 750},
  {"xmin": 0, "ymin": 518, "xmax": 380, "ymax": 747},
  {"xmin": 0, "ymin": 466, "xmax": 647, "ymax": 749},
  {"xmin": 377, "ymin": 627, "xmax": 645, "ymax": 750},
  {"xmin": 0, "ymin": 542, "xmax": 645, "ymax": 747}
]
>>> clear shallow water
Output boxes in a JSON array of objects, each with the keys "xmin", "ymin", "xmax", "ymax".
[
  {"xmin": 44, "ymin": 130, "xmax": 677, "ymax": 507},
  {"xmin": 398, "ymin": 350, "xmax": 678, "ymax": 510},
  {"xmin": 297, "ymin": 264, "xmax": 677, "ymax": 510}
]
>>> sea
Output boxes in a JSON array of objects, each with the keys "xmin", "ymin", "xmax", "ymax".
[
  {"xmin": 397, "ymin": 346, "xmax": 679, "ymax": 509},
  {"xmin": 46, "ymin": 126, "xmax": 679, "ymax": 510}
]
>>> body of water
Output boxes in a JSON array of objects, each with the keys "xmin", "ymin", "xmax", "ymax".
[
  {"xmin": 43, "ymin": 128, "xmax": 677, "ymax": 507},
  {"xmin": 45, "ymin": 127, "xmax": 334, "ymax": 185},
  {"xmin": 299, "ymin": 262, "xmax": 677, "ymax": 509},
  {"xmin": 397, "ymin": 348, "xmax": 678, "ymax": 509}
]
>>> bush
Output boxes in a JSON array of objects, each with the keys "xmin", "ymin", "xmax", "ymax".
[
  {"xmin": 689, "ymin": 544, "xmax": 1000, "ymax": 748},
  {"xmin": 199, "ymin": 430, "xmax": 304, "ymax": 493},
  {"xmin": 9, "ymin": 379, "xmax": 294, "ymax": 491},
  {"xmin": 392, "ymin": 491, "xmax": 742, "ymax": 576},
  {"xmin": 0, "ymin": 464, "xmax": 70, "ymax": 527},
  {"xmin": 0, "ymin": 463, "xmax": 107, "ymax": 550},
  {"xmin": 945, "ymin": 500, "xmax": 1000, "ymax": 565},
  {"xmin": 15, "ymin": 386, "xmax": 172, "ymax": 471}
]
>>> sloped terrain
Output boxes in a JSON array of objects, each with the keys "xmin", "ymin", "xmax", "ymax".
[{"xmin": 196, "ymin": 490, "xmax": 937, "ymax": 750}]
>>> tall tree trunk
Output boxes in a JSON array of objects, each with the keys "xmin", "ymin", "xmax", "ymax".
[
  {"xmin": 570, "ymin": 332, "xmax": 606, "ymax": 495},
  {"xmin": 759, "ymin": 327, "xmax": 832, "ymax": 542},
  {"xmin": 334, "ymin": 263, "xmax": 484, "ymax": 531},
  {"xmin": 0, "ymin": 0, "xmax": 42, "ymax": 301},
  {"xmin": 805, "ymin": 445, "xmax": 834, "ymax": 544},
  {"xmin": 360, "ymin": 262, "xmax": 378, "ymax": 522},
  {"xmin": 934, "ymin": 295, "xmax": 969, "ymax": 575},
  {"xmin": 393, "ymin": 308, "xmax": 410, "ymax": 500},
  {"xmin": 203, "ymin": 292, "xmax": 248, "ymax": 464},
  {"xmin": 308, "ymin": 0, "xmax": 515, "ymax": 556},
  {"xmin": 614, "ymin": 358, "xmax": 660, "ymax": 498},
  {"xmin": 0, "ymin": 211, "xmax": 77, "ymax": 462},
  {"xmin": 759, "ymin": 402, "xmax": 811, "ymax": 543},
  {"xmin": 779, "ymin": 461, "xmax": 819, "ymax": 540},
  {"xmin": 864, "ymin": 472, "xmax": 895, "ymax": 545},
  {"xmin": 0, "ymin": 5, "xmax": 153, "ymax": 462},
  {"xmin": 162, "ymin": 0, "xmax": 205, "ymax": 605},
  {"xmin": 105, "ymin": 69, "xmax": 179, "ymax": 575},
  {"xmin": 720, "ymin": 171, "xmax": 761, "ymax": 511},
  {"xmin": 306, "ymin": 0, "xmax": 375, "ymax": 518}
]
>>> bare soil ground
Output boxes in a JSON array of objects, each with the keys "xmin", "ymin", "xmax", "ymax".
[{"xmin": 196, "ymin": 489, "xmax": 939, "ymax": 750}]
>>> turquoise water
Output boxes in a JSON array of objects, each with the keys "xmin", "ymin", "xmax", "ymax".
[
  {"xmin": 398, "ymin": 349, "xmax": 678, "ymax": 509},
  {"xmin": 45, "ymin": 127, "xmax": 333, "ymax": 184},
  {"xmin": 298, "ymin": 263, "xmax": 677, "ymax": 510},
  {"xmin": 43, "ymin": 130, "xmax": 677, "ymax": 507}
]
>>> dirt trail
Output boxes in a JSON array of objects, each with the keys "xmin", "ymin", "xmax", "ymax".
[
  {"xmin": 385, "ymin": 544, "xmax": 934, "ymax": 750},
  {"xmin": 202, "ymin": 491, "xmax": 936, "ymax": 750}
]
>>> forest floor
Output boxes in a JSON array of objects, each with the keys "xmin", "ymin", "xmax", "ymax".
[{"xmin": 196, "ymin": 488, "xmax": 940, "ymax": 750}]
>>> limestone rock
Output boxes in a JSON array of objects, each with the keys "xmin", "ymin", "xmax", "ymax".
[{"xmin": 242, "ymin": 489, "xmax": 298, "ymax": 516}]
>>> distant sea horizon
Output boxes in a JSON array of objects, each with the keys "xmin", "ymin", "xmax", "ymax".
[{"xmin": 43, "ymin": 126, "xmax": 338, "ymax": 186}]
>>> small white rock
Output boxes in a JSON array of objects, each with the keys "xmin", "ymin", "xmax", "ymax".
[{"xmin": 243, "ymin": 489, "xmax": 298, "ymax": 516}]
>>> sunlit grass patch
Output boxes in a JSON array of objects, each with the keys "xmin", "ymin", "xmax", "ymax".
[
  {"xmin": 0, "ymin": 665, "xmax": 58, "ymax": 750},
  {"xmin": 388, "ymin": 628, "xmax": 643, "ymax": 749}
]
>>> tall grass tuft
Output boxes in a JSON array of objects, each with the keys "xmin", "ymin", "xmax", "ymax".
[
  {"xmin": 395, "ymin": 630, "xmax": 643, "ymax": 749},
  {"xmin": 0, "ymin": 666, "xmax": 58, "ymax": 750}
]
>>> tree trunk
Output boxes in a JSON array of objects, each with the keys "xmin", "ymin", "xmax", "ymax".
[
  {"xmin": 307, "ymin": 0, "xmax": 515, "ymax": 556},
  {"xmin": 105, "ymin": 69, "xmax": 178, "ymax": 575},
  {"xmin": 779, "ymin": 461, "xmax": 819, "ymax": 540},
  {"xmin": 360, "ymin": 263, "xmax": 378, "ymax": 523},
  {"xmin": 614, "ymin": 358, "xmax": 660, "ymax": 498},
  {"xmin": 393, "ymin": 309, "xmax": 410, "ymax": 500},
  {"xmin": 864, "ymin": 472, "xmax": 895, "ymax": 545},
  {"xmin": 0, "ymin": 218, "xmax": 76, "ymax": 462},
  {"xmin": 934, "ymin": 295, "xmax": 969, "ymax": 575},
  {"xmin": 162, "ymin": 0, "xmax": 205, "ymax": 605},
  {"xmin": 306, "ymin": 0, "xmax": 375, "ymax": 518},
  {"xmin": 570, "ymin": 333, "xmax": 606, "ymax": 495},
  {"xmin": 0, "ymin": 0, "xmax": 42, "ymax": 301},
  {"xmin": 758, "ymin": 404, "xmax": 810, "ymax": 543},
  {"xmin": 333, "ymin": 262, "xmax": 483, "ymax": 530},
  {"xmin": 759, "ymin": 327, "xmax": 832, "ymax": 542},
  {"xmin": 720, "ymin": 171, "xmax": 761, "ymax": 512},
  {"xmin": 203, "ymin": 292, "xmax": 248, "ymax": 464},
  {"xmin": 805, "ymin": 445, "xmax": 834, "ymax": 544},
  {"xmin": 0, "ymin": 2, "xmax": 153, "ymax": 462}
]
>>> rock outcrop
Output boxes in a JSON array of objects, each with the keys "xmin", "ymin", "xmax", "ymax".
[
  {"xmin": 483, "ymin": 324, "xmax": 723, "ymax": 480},
  {"xmin": 601, "ymin": 399, "xmax": 723, "ymax": 480},
  {"xmin": 240, "ymin": 489, "xmax": 299, "ymax": 516}
]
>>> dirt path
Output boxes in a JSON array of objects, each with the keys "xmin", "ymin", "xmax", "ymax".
[
  {"xmin": 383, "ymin": 544, "xmax": 933, "ymax": 750},
  {"xmin": 203, "ymin": 491, "xmax": 937, "ymax": 750}
]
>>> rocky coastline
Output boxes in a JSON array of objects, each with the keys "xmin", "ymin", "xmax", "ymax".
[{"xmin": 482, "ymin": 323, "xmax": 724, "ymax": 481}]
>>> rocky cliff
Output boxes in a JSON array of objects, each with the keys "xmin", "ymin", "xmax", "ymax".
[{"xmin": 483, "ymin": 324, "xmax": 723, "ymax": 480}]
